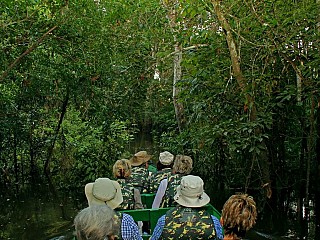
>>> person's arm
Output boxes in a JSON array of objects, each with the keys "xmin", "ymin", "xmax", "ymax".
[
  {"xmin": 121, "ymin": 213, "xmax": 143, "ymax": 240},
  {"xmin": 211, "ymin": 215, "xmax": 224, "ymax": 240},
  {"xmin": 152, "ymin": 179, "xmax": 168, "ymax": 208},
  {"xmin": 133, "ymin": 188, "xmax": 143, "ymax": 209},
  {"xmin": 150, "ymin": 215, "xmax": 165, "ymax": 240}
]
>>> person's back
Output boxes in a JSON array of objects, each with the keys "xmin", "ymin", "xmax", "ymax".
[
  {"xmin": 113, "ymin": 159, "xmax": 143, "ymax": 210},
  {"xmin": 83, "ymin": 178, "xmax": 143, "ymax": 240},
  {"xmin": 161, "ymin": 205, "xmax": 218, "ymax": 239},
  {"xmin": 150, "ymin": 175, "xmax": 223, "ymax": 240},
  {"xmin": 160, "ymin": 172, "xmax": 182, "ymax": 207},
  {"xmin": 149, "ymin": 151, "xmax": 174, "ymax": 193},
  {"xmin": 157, "ymin": 155, "xmax": 193, "ymax": 208},
  {"xmin": 220, "ymin": 194, "xmax": 257, "ymax": 240},
  {"xmin": 128, "ymin": 151, "xmax": 151, "ymax": 193}
]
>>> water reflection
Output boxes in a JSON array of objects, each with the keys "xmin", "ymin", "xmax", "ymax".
[
  {"xmin": 0, "ymin": 183, "xmax": 295, "ymax": 240},
  {"xmin": 0, "ymin": 131, "xmax": 301, "ymax": 240},
  {"xmin": 0, "ymin": 184, "xmax": 83, "ymax": 240}
]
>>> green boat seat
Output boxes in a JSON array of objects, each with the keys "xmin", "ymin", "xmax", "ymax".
[{"xmin": 141, "ymin": 193, "xmax": 156, "ymax": 209}]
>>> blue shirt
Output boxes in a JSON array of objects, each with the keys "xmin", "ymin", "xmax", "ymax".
[
  {"xmin": 150, "ymin": 214, "xmax": 224, "ymax": 240},
  {"xmin": 121, "ymin": 213, "xmax": 143, "ymax": 240}
]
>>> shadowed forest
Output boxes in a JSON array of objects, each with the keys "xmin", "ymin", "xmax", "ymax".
[{"xmin": 0, "ymin": 0, "xmax": 319, "ymax": 239}]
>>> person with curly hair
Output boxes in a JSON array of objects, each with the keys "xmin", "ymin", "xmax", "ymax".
[
  {"xmin": 83, "ymin": 178, "xmax": 142, "ymax": 239},
  {"xmin": 152, "ymin": 155, "xmax": 193, "ymax": 208},
  {"xmin": 113, "ymin": 159, "xmax": 143, "ymax": 210},
  {"xmin": 220, "ymin": 194, "xmax": 258, "ymax": 240}
]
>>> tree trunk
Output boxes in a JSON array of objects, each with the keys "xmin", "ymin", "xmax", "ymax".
[
  {"xmin": 29, "ymin": 119, "xmax": 38, "ymax": 181},
  {"xmin": 44, "ymin": 88, "xmax": 69, "ymax": 176},
  {"xmin": 162, "ymin": 0, "xmax": 185, "ymax": 132},
  {"xmin": 172, "ymin": 43, "xmax": 184, "ymax": 132},
  {"xmin": 298, "ymin": 109, "xmax": 307, "ymax": 238},
  {"xmin": 315, "ymin": 0, "xmax": 320, "ymax": 235},
  {"xmin": 305, "ymin": 94, "xmax": 315, "ymax": 228},
  {"xmin": 315, "ymin": 96, "xmax": 320, "ymax": 236},
  {"xmin": 13, "ymin": 130, "xmax": 18, "ymax": 183},
  {"xmin": 297, "ymin": 73, "xmax": 302, "ymax": 102},
  {"xmin": 212, "ymin": 0, "xmax": 272, "ymax": 198}
]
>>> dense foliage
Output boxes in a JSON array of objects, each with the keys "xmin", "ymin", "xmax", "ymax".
[{"xmin": 1, "ymin": 0, "xmax": 319, "ymax": 237}]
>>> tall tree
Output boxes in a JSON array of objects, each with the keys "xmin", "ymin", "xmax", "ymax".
[
  {"xmin": 211, "ymin": 0, "xmax": 272, "ymax": 198},
  {"xmin": 161, "ymin": 0, "xmax": 185, "ymax": 132}
]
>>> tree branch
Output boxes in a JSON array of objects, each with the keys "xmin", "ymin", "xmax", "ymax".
[
  {"xmin": 243, "ymin": 0, "xmax": 305, "ymax": 82},
  {"xmin": 212, "ymin": 0, "xmax": 246, "ymax": 90},
  {"xmin": 146, "ymin": 44, "xmax": 209, "ymax": 72},
  {"xmin": 0, "ymin": 25, "xmax": 58, "ymax": 81},
  {"xmin": 165, "ymin": 44, "xmax": 209, "ymax": 58}
]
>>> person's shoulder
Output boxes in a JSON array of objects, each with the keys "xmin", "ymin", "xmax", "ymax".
[
  {"xmin": 122, "ymin": 212, "xmax": 133, "ymax": 219},
  {"xmin": 121, "ymin": 213, "xmax": 137, "ymax": 224},
  {"xmin": 132, "ymin": 166, "xmax": 148, "ymax": 172},
  {"xmin": 156, "ymin": 214, "xmax": 166, "ymax": 223}
]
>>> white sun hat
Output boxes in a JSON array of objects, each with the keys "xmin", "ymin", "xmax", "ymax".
[
  {"xmin": 84, "ymin": 178, "xmax": 123, "ymax": 209},
  {"xmin": 159, "ymin": 151, "xmax": 174, "ymax": 165},
  {"xmin": 174, "ymin": 175, "xmax": 210, "ymax": 208}
]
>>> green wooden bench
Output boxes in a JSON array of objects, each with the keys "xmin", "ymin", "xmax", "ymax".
[{"xmin": 141, "ymin": 193, "xmax": 156, "ymax": 209}]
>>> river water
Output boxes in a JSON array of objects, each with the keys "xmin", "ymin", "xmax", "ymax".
[
  {"xmin": 0, "ymin": 133, "xmax": 302, "ymax": 239},
  {"xmin": 0, "ymin": 182, "xmax": 298, "ymax": 240}
]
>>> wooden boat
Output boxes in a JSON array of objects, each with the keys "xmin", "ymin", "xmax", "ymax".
[{"xmin": 120, "ymin": 193, "xmax": 222, "ymax": 240}]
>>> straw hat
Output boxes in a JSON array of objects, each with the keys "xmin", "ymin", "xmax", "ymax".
[
  {"xmin": 84, "ymin": 178, "xmax": 123, "ymax": 209},
  {"xmin": 174, "ymin": 175, "xmax": 210, "ymax": 208},
  {"xmin": 128, "ymin": 151, "xmax": 152, "ymax": 166},
  {"xmin": 159, "ymin": 151, "xmax": 174, "ymax": 166}
]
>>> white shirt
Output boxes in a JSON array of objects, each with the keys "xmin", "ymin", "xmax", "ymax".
[{"xmin": 152, "ymin": 178, "xmax": 168, "ymax": 208}]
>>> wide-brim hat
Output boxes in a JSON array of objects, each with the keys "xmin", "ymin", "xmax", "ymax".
[
  {"xmin": 174, "ymin": 175, "xmax": 210, "ymax": 208},
  {"xmin": 159, "ymin": 151, "xmax": 174, "ymax": 166},
  {"xmin": 129, "ymin": 151, "xmax": 152, "ymax": 166},
  {"xmin": 84, "ymin": 178, "xmax": 123, "ymax": 209}
]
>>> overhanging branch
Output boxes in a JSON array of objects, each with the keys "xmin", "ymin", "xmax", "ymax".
[{"xmin": 0, "ymin": 25, "xmax": 58, "ymax": 81}]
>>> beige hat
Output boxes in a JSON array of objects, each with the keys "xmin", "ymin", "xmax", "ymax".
[
  {"xmin": 159, "ymin": 151, "xmax": 174, "ymax": 165},
  {"xmin": 174, "ymin": 175, "xmax": 210, "ymax": 208},
  {"xmin": 84, "ymin": 178, "xmax": 123, "ymax": 209},
  {"xmin": 129, "ymin": 151, "xmax": 152, "ymax": 166}
]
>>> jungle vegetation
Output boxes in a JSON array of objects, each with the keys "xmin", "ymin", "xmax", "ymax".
[{"xmin": 0, "ymin": 0, "xmax": 319, "ymax": 238}]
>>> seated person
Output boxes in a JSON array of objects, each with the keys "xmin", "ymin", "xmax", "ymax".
[
  {"xmin": 152, "ymin": 155, "xmax": 193, "ymax": 208},
  {"xmin": 84, "ymin": 177, "xmax": 123, "ymax": 209},
  {"xmin": 74, "ymin": 204, "xmax": 142, "ymax": 240},
  {"xmin": 220, "ymin": 194, "xmax": 257, "ymax": 240},
  {"xmin": 150, "ymin": 175, "xmax": 223, "ymax": 240},
  {"xmin": 128, "ymin": 151, "xmax": 152, "ymax": 193},
  {"xmin": 149, "ymin": 151, "xmax": 174, "ymax": 193},
  {"xmin": 113, "ymin": 159, "xmax": 143, "ymax": 210},
  {"xmin": 84, "ymin": 178, "xmax": 143, "ymax": 239}
]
